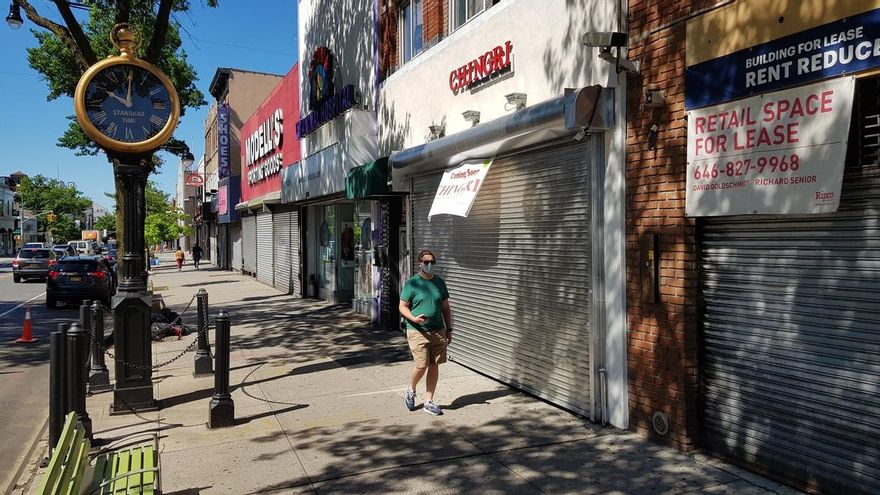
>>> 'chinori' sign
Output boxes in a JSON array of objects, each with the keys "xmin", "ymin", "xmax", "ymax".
[
  {"xmin": 428, "ymin": 159, "xmax": 493, "ymax": 219},
  {"xmin": 686, "ymin": 78, "xmax": 855, "ymax": 217}
]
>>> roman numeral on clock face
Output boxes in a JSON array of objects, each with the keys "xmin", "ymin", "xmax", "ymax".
[
  {"xmin": 149, "ymin": 86, "xmax": 163, "ymax": 96},
  {"xmin": 153, "ymin": 101, "xmax": 166, "ymax": 110},
  {"xmin": 150, "ymin": 114, "xmax": 165, "ymax": 127},
  {"xmin": 105, "ymin": 122, "xmax": 118, "ymax": 137},
  {"xmin": 91, "ymin": 110, "xmax": 107, "ymax": 124},
  {"xmin": 125, "ymin": 128, "xmax": 135, "ymax": 141}
]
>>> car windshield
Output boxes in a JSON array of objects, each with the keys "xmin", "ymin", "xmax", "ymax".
[
  {"xmin": 56, "ymin": 261, "xmax": 99, "ymax": 273},
  {"xmin": 18, "ymin": 249, "xmax": 52, "ymax": 259}
]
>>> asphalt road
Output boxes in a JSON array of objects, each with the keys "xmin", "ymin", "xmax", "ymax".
[{"xmin": 0, "ymin": 257, "xmax": 80, "ymax": 493}]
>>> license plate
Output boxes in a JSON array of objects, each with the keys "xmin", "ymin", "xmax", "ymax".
[
  {"xmin": 68, "ymin": 276, "xmax": 81, "ymax": 282},
  {"xmin": 29, "ymin": 264, "xmax": 42, "ymax": 268}
]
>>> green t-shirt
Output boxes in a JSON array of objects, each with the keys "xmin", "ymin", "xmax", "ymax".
[{"xmin": 400, "ymin": 274, "xmax": 449, "ymax": 331}]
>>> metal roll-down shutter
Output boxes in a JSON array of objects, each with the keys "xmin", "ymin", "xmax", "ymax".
[
  {"xmin": 410, "ymin": 140, "xmax": 594, "ymax": 417},
  {"xmin": 273, "ymin": 207, "xmax": 294, "ymax": 294},
  {"xmin": 242, "ymin": 214, "xmax": 257, "ymax": 275},
  {"xmin": 256, "ymin": 211, "xmax": 274, "ymax": 286},
  {"xmin": 700, "ymin": 77, "xmax": 880, "ymax": 494}
]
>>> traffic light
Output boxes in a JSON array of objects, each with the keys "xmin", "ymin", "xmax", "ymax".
[{"xmin": 46, "ymin": 212, "xmax": 57, "ymax": 222}]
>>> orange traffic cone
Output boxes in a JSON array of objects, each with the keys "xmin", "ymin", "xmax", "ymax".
[{"xmin": 15, "ymin": 307, "xmax": 38, "ymax": 344}]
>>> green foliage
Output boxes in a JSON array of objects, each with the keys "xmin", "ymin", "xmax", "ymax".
[
  {"xmin": 15, "ymin": 175, "xmax": 92, "ymax": 219},
  {"xmin": 25, "ymin": 1, "xmax": 212, "ymax": 154},
  {"xmin": 143, "ymin": 181, "xmax": 190, "ymax": 246},
  {"xmin": 94, "ymin": 213, "xmax": 117, "ymax": 232},
  {"xmin": 48, "ymin": 216, "xmax": 80, "ymax": 244},
  {"xmin": 145, "ymin": 209, "xmax": 191, "ymax": 246},
  {"xmin": 146, "ymin": 180, "xmax": 172, "ymax": 216}
]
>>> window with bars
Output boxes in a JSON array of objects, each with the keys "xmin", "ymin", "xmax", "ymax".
[{"xmin": 400, "ymin": 0, "xmax": 424, "ymax": 64}]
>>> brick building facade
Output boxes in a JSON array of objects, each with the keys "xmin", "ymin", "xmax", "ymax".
[{"xmin": 625, "ymin": 0, "xmax": 716, "ymax": 452}]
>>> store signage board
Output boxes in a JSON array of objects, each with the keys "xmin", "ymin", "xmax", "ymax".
[
  {"xmin": 428, "ymin": 159, "xmax": 493, "ymax": 219},
  {"xmin": 184, "ymin": 173, "xmax": 204, "ymax": 186},
  {"xmin": 686, "ymin": 78, "xmax": 854, "ymax": 217},
  {"xmin": 686, "ymin": 7, "xmax": 880, "ymax": 109},
  {"xmin": 217, "ymin": 103, "xmax": 231, "ymax": 179},
  {"xmin": 449, "ymin": 41, "xmax": 513, "ymax": 94}
]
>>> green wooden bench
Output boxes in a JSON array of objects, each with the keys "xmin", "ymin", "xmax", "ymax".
[{"xmin": 37, "ymin": 412, "xmax": 161, "ymax": 494}]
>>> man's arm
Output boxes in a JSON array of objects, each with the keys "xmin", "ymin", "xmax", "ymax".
[
  {"xmin": 399, "ymin": 300, "xmax": 426, "ymax": 324},
  {"xmin": 442, "ymin": 299, "xmax": 453, "ymax": 342}
]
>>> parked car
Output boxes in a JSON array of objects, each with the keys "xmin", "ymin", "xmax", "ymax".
[
  {"xmin": 12, "ymin": 248, "xmax": 57, "ymax": 282},
  {"xmin": 23, "ymin": 242, "xmax": 46, "ymax": 249},
  {"xmin": 46, "ymin": 256, "xmax": 115, "ymax": 308},
  {"xmin": 52, "ymin": 244, "xmax": 77, "ymax": 259},
  {"xmin": 68, "ymin": 240, "xmax": 95, "ymax": 256}
]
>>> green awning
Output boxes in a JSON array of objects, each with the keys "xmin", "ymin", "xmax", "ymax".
[{"xmin": 345, "ymin": 157, "xmax": 390, "ymax": 200}]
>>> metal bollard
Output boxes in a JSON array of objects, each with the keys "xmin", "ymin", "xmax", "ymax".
[
  {"xmin": 49, "ymin": 323, "xmax": 68, "ymax": 451},
  {"xmin": 193, "ymin": 289, "xmax": 213, "ymax": 376},
  {"xmin": 208, "ymin": 311, "xmax": 234, "ymax": 429},
  {"xmin": 88, "ymin": 301, "xmax": 111, "ymax": 393},
  {"xmin": 66, "ymin": 322, "xmax": 92, "ymax": 440},
  {"xmin": 79, "ymin": 300, "xmax": 92, "ymax": 375}
]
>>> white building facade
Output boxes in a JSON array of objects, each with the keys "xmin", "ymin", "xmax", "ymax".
[{"xmin": 379, "ymin": 0, "xmax": 629, "ymax": 427}]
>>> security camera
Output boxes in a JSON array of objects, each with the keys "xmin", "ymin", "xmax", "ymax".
[{"xmin": 582, "ymin": 32, "xmax": 627, "ymax": 48}]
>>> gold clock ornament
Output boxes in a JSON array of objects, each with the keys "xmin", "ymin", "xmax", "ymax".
[{"xmin": 74, "ymin": 23, "xmax": 181, "ymax": 154}]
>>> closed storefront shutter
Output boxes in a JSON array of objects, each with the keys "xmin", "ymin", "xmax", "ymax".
[
  {"xmin": 230, "ymin": 223, "xmax": 242, "ymax": 272},
  {"xmin": 256, "ymin": 211, "xmax": 274, "ymax": 286},
  {"xmin": 242, "ymin": 214, "xmax": 257, "ymax": 275},
  {"xmin": 700, "ymin": 77, "xmax": 880, "ymax": 494},
  {"xmin": 410, "ymin": 141, "xmax": 594, "ymax": 417},
  {"xmin": 273, "ymin": 207, "xmax": 294, "ymax": 294},
  {"xmin": 290, "ymin": 209, "xmax": 301, "ymax": 296}
]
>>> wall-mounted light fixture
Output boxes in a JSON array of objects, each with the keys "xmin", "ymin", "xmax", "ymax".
[
  {"xmin": 462, "ymin": 110, "xmax": 480, "ymax": 126},
  {"xmin": 428, "ymin": 124, "xmax": 445, "ymax": 141},
  {"xmin": 645, "ymin": 88, "xmax": 665, "ymax": 108},
  {"xmin": 583, "ymin": 31, "xmax": 639, "ymax": 75},
  {"xmin": 505, "ymin": 92, "xmax": 527, "ymax": 110}
]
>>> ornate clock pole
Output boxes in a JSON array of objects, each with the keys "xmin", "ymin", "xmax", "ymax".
[{"xmin": 74, "ymin": 24, "xmax": 181, "ymax": 413}]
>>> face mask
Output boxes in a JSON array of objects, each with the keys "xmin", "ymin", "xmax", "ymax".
[{"xmin": 422, "ymin": 262, "xmax": 435, "ymax": 274}]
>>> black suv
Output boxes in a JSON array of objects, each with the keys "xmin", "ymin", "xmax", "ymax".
[
  {"xmin": 46, "ymin": 256, "xmax": 115, "ymax": 308},
  {"xmin": 13, "ymin": 248, "xmax": 57, "ymax": 282}
]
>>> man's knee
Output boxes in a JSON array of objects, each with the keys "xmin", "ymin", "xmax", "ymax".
[{"xmin": 413, "ymin": 365, "xmax": 428, "ymax": 372}]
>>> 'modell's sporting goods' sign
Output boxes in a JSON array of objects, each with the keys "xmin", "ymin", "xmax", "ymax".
[{"xmin": 685, "ymin": 78, "xmax": 854, "ymax": 217}]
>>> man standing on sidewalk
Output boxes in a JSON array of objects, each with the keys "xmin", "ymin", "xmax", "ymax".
[{"xmin": 399, "ymin": 249, "xmax": 453, "ymax": 416}]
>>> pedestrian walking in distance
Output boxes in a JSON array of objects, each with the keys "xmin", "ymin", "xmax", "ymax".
[
  {"xmin": 399, "ymin": 249, "xmax": 453, "ymax": 416},
  {"xmin": 175, "ymin": 246, "xmax": 185, "ymax": 271},
  {"xmin": 191, "ymin": 243, "xmax": 203, "ymax": 270}
]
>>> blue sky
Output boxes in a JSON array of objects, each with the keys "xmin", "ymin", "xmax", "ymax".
[{"xmin": 0, "ymin": 1, "xmax": 298, "ymax": 209}]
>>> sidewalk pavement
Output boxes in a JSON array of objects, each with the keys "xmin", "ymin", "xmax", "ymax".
[{"xmin": 13, "ymin": 253, "xmax": 803, "ymax": 494}]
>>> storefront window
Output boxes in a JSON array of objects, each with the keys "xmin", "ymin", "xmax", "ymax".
[{"xmin": 319, "ymin": 206, "xmax": 336, "ymax": 289}]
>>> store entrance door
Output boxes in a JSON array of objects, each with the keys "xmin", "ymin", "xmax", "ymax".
[{"xmin": 314, "ymin": 203, "xmax": 355, "ymax": 303}]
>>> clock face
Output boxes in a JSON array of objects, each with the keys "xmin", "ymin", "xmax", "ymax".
[{"xmin": 83, "ymin": 64, "xmax": 173, "ymax": 143}]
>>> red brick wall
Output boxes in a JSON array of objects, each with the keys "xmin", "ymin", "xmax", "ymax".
[
  {"xmin": 378, "ymin": 0, "xmax": 398, "ymax": 81},
  {"xmin": 625, "ymin": 0, "xmax": 716, "ymax": 451},
  {"xmin": 379, "ymin": 0, "xmax": 447, "ymax": 82},
  {"xmin": 424, "ymin": 0, "xmax": 447, "ymax": 47}
]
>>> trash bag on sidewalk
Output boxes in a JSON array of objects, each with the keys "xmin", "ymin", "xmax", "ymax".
[
  {"xmin": 150, "ymin": 322, "xmax": 191, "ymax": 341},
  {"xmin": 150, "ymin": 308, "xmax": 180, "ymax": 324}
]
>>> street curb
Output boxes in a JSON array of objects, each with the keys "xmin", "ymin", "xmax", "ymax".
[{"xmin": 3, "ymin": 417, "xmax": 47, "ymax": 495}]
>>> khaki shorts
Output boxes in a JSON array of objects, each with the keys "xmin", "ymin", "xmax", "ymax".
[{"xmin": 407, "ymin": 330, "xmax": 448, "ymax": 367}]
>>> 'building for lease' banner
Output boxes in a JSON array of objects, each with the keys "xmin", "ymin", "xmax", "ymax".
[{"xmin": 686, "ymin": 77, "xmax": 855, "ymax": 217}]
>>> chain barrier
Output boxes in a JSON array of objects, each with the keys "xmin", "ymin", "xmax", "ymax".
[{"xmin": 83, "ymin": 293, "xmax": 211, "ymax": 372}]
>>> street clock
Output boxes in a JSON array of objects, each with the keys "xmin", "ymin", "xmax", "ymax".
[{"xmin": 74, "ymin": 24, "xmax": 180, "ymax": 154}]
